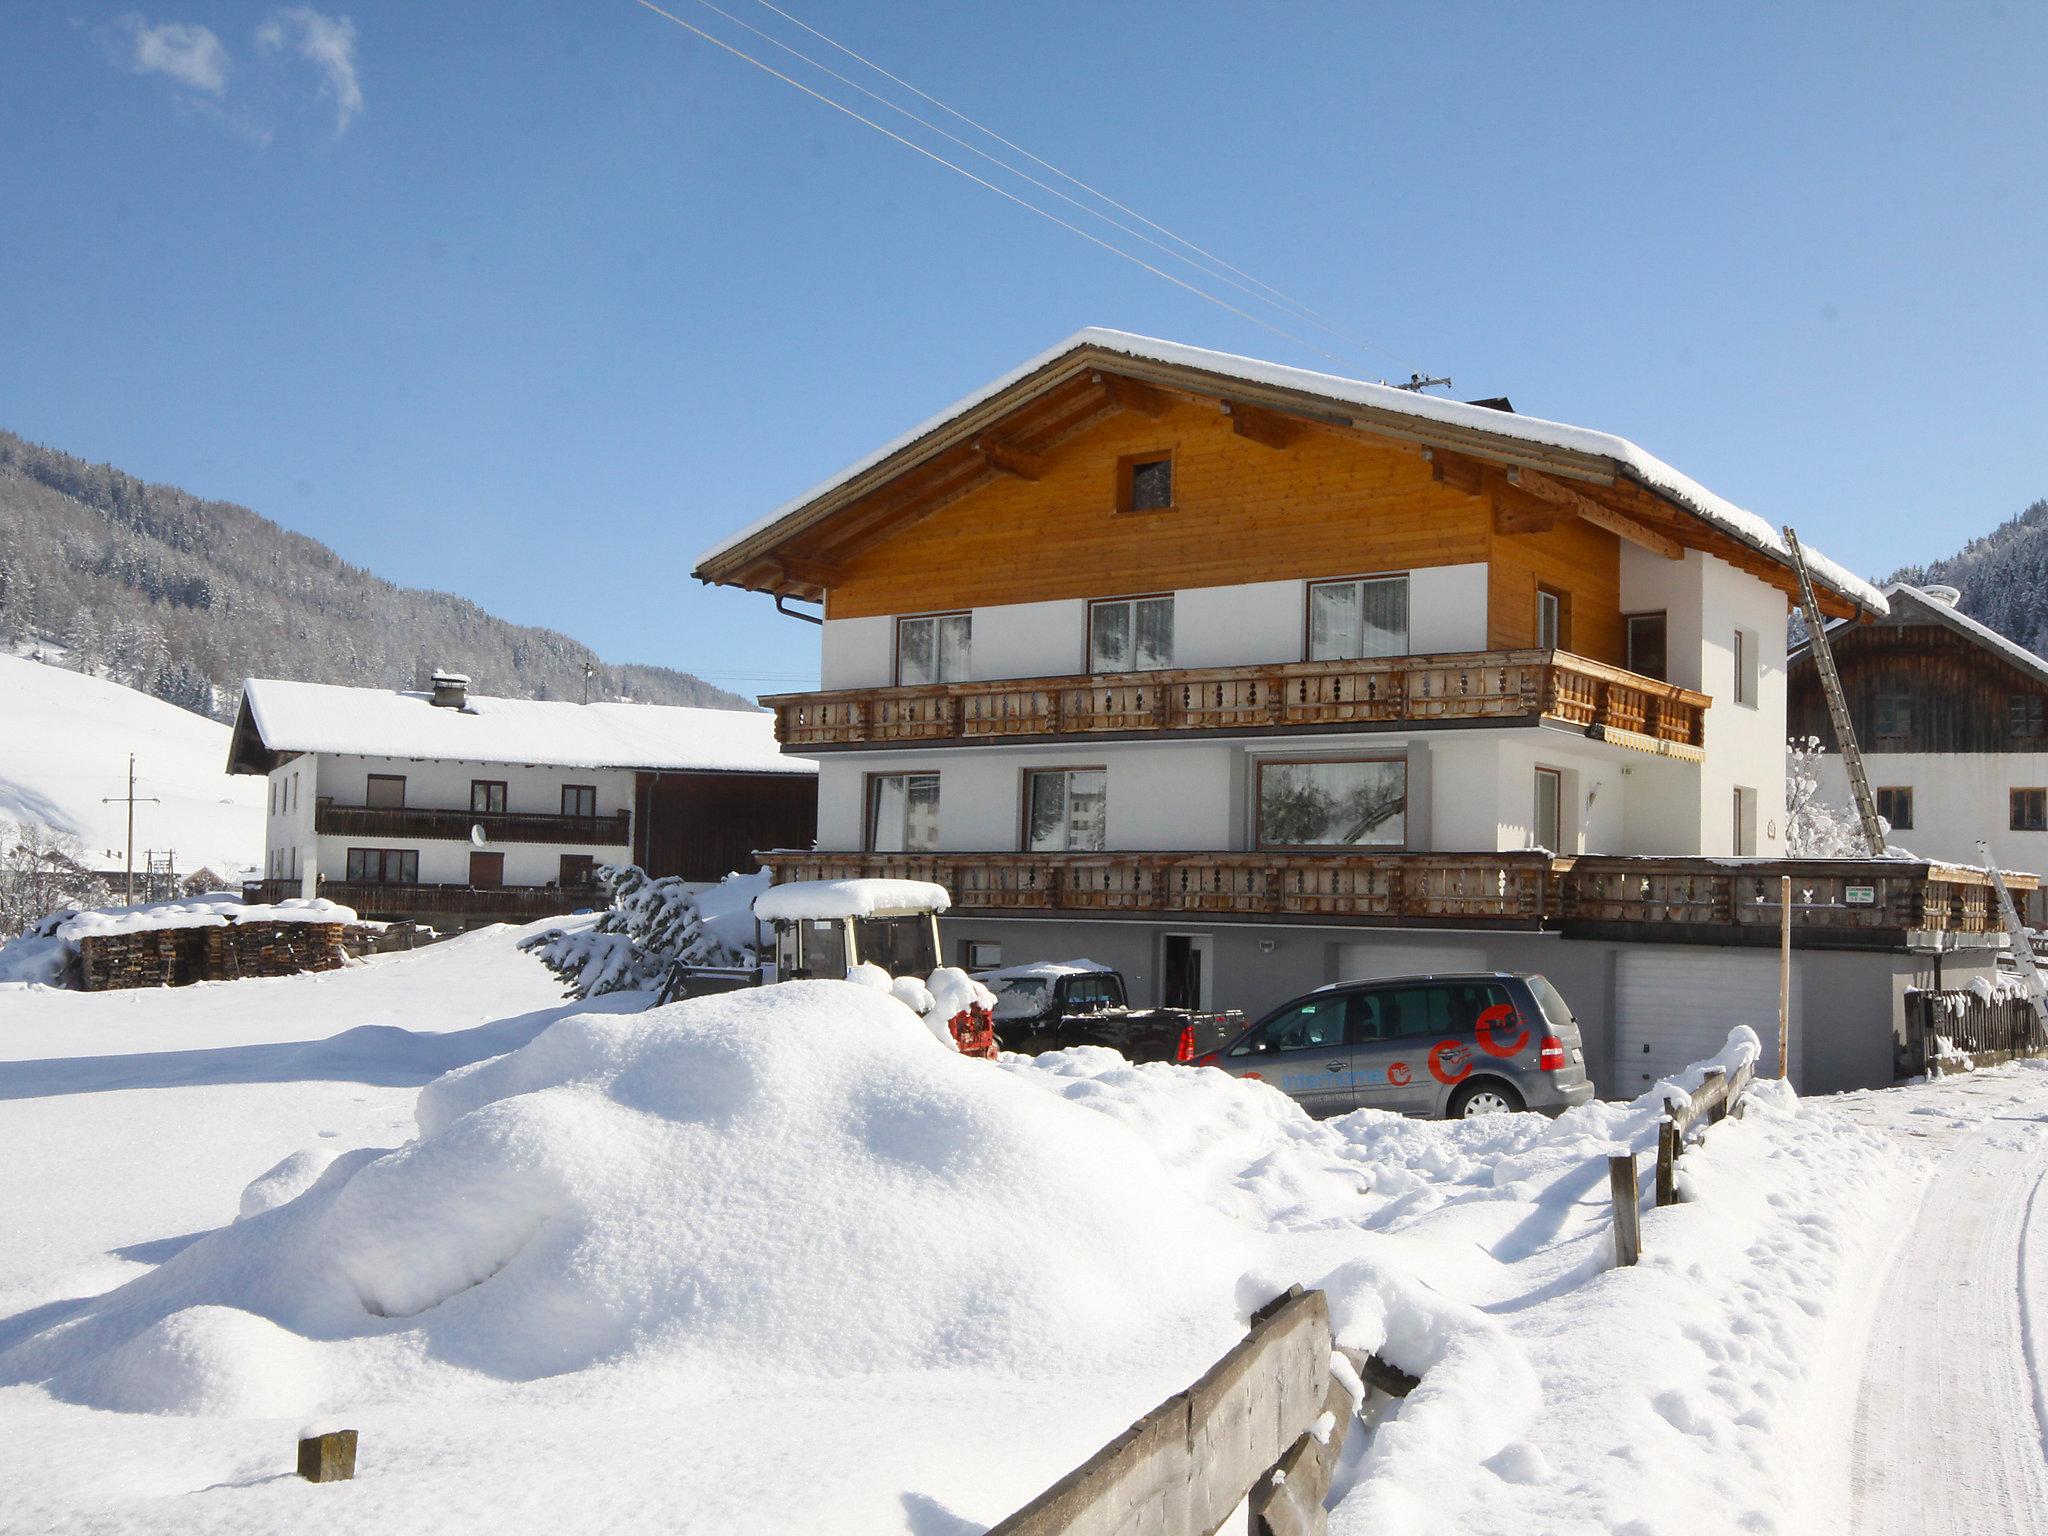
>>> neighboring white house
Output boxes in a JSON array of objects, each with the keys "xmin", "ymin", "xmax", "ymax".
[
  {"xmin": 226, "ymin": 672, "xmax": 817, "ymax": 926},
  {"xmin": 1793, "ymin": 582, "xmax": 2048, "ymax": 920}
]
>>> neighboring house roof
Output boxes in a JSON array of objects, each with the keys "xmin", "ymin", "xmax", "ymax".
[
  {"xmin": 226, "ymin": 680, "xmax": 816, "ymax": 776},
  {"xmin": 694, "ymin": 326, "xmax": 1885, "ymax": 615},
  {"xmin": 1795, "ymin": 583, "xmax": 2048, "ymax": 693}
]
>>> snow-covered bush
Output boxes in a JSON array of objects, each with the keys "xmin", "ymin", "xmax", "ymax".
[
  {"xmin": 0, "ymin": 817, "xmax": 112, "ymax": 942},
  {"xmin": 520, "ymin": 864, "xmax": 766, "ymax": 997},
  {"xmin": 1784, "ymin": 736, "xmax": 1889, "ymax": 857}
]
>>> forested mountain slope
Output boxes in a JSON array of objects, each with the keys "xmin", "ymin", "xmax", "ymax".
[
  {"xmin": 1890, "ymin": 498, "xmax": 2048, "ymax": 654},
  {"xmin": 0, "ymin": 429, "xmax": 746, "ymax": 719}
]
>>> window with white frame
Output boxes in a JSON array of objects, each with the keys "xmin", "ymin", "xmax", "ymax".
[
  {"xmin": 1537, "ymin": 587, "xmax": 1568, "ymax": 650},
  {"xmin": 896, "ymin": 613, "xmax": 971, "ymax": 686},
  {"xmin": 867, "ymin": 773, "xmax": 940, "ymax": 852},
  {"xmin": 1024, "ymin": 768, "xmax": 1107, "ymax": 852},
  {"xmin": 1533, "ymin": 767, "xmax": 1563, "ymax": 852},
  {"xmin": 1308, "ymin": 575, "xmax": 1409, "ymax": 661},
  {"xmin": 1256, "ymin": 758, "xmax": 1407, "ymax": 848},
  {"xmin": 1088, "ymin": 595, "xmax": 1174, "ymax": 673}
]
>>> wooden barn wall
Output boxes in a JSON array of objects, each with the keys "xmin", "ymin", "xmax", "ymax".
[
  {"xmin": 819, "ymin": 397, "xmax": 1622, "ymax": 664},
  {"xmin": 1788, "ymin": 623, "xmax": 2048, "ymax": 753},
  {"xmin": 634, "ymin": 771, "xmax": 818, "ymax": 883}
]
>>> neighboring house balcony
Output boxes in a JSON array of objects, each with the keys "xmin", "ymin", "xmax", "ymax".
[
  {"xmin": 312, "ymin": 800, "xmax": 632, "ymax": 846},
  {"xmin": 764, "ymin": 649, "xmax": 1709, "ymax": 761},
  {"xmin": 760, "ymin": 850, "xmax": 2027, "ymax": 948},
  {"xmin": 244, "ymin": 878, "xmax": 604, "ymax": 921}
]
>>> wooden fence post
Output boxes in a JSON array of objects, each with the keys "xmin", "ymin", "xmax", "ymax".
[
  {"xmin": 1609, "ymin": 1152, "xmax": 1641, "ymax": 1266},
  {"xmin": 1655, "ymin": 1109, "xmax": 1680, "ymax": 1207}
]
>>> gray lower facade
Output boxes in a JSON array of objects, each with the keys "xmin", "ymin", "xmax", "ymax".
[{"xmin": 944, "ymin": 915, "xmax": 1999, "ymax": 1099}]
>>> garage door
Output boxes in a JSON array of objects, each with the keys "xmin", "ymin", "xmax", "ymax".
[
  {"xmin": 1334, "ymin": 943, "xmax": 1489, "ymax": 988},
  {"xmin": 1614, "ymin": 951, "xmax": 1795, "ymax": 1098}
]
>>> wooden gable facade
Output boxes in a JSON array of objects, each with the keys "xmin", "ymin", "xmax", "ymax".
[
  {"xmin": 1790, "ymin": 594, "xmax": 2048, "ymax": 754},
  {"xmin": 697, "ymin": 338, "xmax": 1870, "ymax": 636}
]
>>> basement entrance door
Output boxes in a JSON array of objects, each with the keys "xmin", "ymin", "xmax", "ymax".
[{"xmin": 1162, "ymin": 934, "xmax": 1210, "ymax": 1011}]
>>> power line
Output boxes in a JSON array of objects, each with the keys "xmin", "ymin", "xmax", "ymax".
[
  {"xmin": 631, "ymin": 0, "xmax": 1354, "ymax": 367},
  {"xmin": 744, "ymin": 0, "xmax": 1422, "ymax": 375},
  {"xmin": 684, "ymin": 0, "xmax": 1398, "ymax": 369}
]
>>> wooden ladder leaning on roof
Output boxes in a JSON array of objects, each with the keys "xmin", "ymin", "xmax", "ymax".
[{"xmin": 1785, "ymin": 525, "xmax": 1887, "ymax": 858}]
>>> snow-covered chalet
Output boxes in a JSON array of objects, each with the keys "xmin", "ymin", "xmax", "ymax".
[
  {"xmin": 227, "ymin": 673, "xmax": 816, "ymax": 927},
  {"xmin": 693, "ymin": 329, "xmax": 2027, "ymax": 1094}
]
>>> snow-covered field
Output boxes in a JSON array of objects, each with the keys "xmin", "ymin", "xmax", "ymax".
[
  {"xmin": 0, "ymin": 926, "xmax": 2032, "ymax": 1534},
  {"xmin": 0, "ymin": 651, "xmax": 262, "ymax": 878}
]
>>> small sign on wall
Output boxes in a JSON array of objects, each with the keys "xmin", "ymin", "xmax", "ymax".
[{"xmin": 1844, "ymin": 885, "xmax": 1877, "ymax": 906}]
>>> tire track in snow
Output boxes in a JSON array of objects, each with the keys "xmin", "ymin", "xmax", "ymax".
[{"xmin": 1846, "ymin": 1077, "xmax": 2048, "ymax": 1535}]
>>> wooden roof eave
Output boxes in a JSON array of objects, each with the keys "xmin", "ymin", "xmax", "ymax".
[{"xmin": 698, "ymin": 343, "xmax": 1869, "ymax": 619}]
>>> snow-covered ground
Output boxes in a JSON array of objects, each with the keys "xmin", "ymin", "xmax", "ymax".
[
  {"xmin": 0, "ymin": 651, "xmax": 262, "ymax": 878},
  {"xmin": 0, "ymin": 927, "xmax": 2035, "ymax": 1534}
]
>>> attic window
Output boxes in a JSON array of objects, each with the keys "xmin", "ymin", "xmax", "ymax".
[{"xmin": 1118, "ymin": 454, "xmax": 1174, "ymax": 513}]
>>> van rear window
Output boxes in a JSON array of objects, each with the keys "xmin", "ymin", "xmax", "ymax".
[{"xmin": 1526, "ymin": 974, "xmax": 1577, "ymax": 1028}]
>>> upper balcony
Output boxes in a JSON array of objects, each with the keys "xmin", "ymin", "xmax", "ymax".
[
  {"xmin": 313, "ymin": 801, "xmax": 631, "ymax": 846},
  {"xmin": 763, "ymin": 649, "xmax": 1709, "ymax": 761}
]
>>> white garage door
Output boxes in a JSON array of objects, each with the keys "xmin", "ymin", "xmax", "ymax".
[
  {"xmin": 1615, "ymin": 952, "xmax": 1795, "ymax": 1098},
  {"xmin": 1335, "ymin": 943, "xmax": 1489, "ymax": 988}
]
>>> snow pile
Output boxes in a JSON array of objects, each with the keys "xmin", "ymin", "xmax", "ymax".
[
  {"xmin": 520, "ymin": 865, "xmax": 766, "ymax": 997},
  {"xmin": 0, "ymin": 893, "xmax": 357, "ymax": 986},
  {"xmin": 0, "ymin": 981, "xmax": 1261, "ymax": 1418},
  {"xmin": 753, "ymin": 878, "xmax": 950, "ymax": 922}
]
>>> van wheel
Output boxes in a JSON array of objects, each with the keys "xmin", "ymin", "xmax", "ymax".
[{"xmin": 1449, "ymin": 1080, "xmax": 1524, "ymax": 1118}]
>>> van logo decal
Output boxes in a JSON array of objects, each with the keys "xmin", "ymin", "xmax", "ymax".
[
  {"xmin": 1387, "ymin": 1061, "xmax": 1411, "ymax": 1086},
  {"xmin": 1477, "ymin": 1003, "xmax": 1529, "ymax": 1058},
  {"xmin": 1429, "ymin": 1040, "xmax": 1474, "ymax": 1085}
]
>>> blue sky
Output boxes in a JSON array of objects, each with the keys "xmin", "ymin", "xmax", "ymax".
[{"xmin": 2, "ymin": 2, "xmax": 2042, "ymax": 696}]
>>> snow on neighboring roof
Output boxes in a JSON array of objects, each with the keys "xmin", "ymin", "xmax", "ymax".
[
  {"xmin": 696, "ymin": 327, "xmax": 1885, "ymax": 614},
  {"xmin": 235, "ymin": 680, "xmax": 814, "ymax": 775},
  {"xmin": 752, "ymin": 879, "xmax": 951, "ymax": 922}
]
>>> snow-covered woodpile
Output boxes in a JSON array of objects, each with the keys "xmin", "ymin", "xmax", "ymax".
[{"xmin": 76, "ymin": 918, "xmax": 357, "ymax": 990}]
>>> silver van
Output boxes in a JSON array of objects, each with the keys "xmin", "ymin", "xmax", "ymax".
[{"xmin": 1201, "ymin": 972, "xmax": 1595, "ymax": 1119}]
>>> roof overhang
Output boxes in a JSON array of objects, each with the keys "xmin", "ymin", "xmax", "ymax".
[{"xmin": 693, "ymin": 330, "xmax": 1883, "ymax": 620}]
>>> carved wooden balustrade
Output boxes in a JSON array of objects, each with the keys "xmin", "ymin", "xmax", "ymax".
[{"xmin": 765, "ymin": 650, "xmax": 1709, "ymax": 760}]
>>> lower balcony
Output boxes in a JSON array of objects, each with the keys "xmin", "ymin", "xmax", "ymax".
[
  {"xmin": 758, "ymin": 851, "xmax": 2030, "ymax": 944},
  {"xmin": 764, "ymin": 649, "xmax": 1709, "ymax": 761},
  {"xmin": 243, "ymin": 879, "xmax": 604, "ymax": 922},
  {"xmin": 313, "ymin": 802, "xmax": 631, "ymax": 846}
]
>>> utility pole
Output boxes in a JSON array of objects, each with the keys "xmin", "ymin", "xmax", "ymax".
[{"xmin": 101, "ymin": 753, "xmax": 160, "ymax": 906}]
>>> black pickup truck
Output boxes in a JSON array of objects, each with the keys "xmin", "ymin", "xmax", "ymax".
[{"xmin": 976, "ymin": 962, "xmax": 1241, "ymax": 1064}]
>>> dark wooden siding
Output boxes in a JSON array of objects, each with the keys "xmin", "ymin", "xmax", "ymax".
[
  {"xmin": 633, "ymin": 770, "xmax": 817, "ymax": 883},
  {"xmin": 1789, "ymin": 622, "xmax": 2048, "ymax": 754}
]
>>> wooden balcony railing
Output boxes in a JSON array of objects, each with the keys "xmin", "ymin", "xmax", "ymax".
[
  {"xmin": 760, "ymin": 850, "xmax": 1565, "ymax": 926},
  {"xmin": 313, "ymin": 802, "xmax": 631, "ymax": 846},
  {"xmin": 243, "ymin": 879, "xmax": 604, "ymax": 920},
  {"xmin": 763, "ymin": 650, "xmax": 1709, "ymax": 760},
  {"xmin": 756, "ymin": 852, "xmax": 2029, "ymax": 940},
  {"xmin": 1559, "ymin": 858, "xmax": 2029, "ymax": 938}
]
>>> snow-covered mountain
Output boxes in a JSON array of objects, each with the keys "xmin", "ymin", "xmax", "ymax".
[
  {"xmin": 1890, "ymin": 496, "xmax": 2048, "ymax": 656},
  {"xmin": 0, "ymin": 650, "xmax": 261, "ymax": 879}
]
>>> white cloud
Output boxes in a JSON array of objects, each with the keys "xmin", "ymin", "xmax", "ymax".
[
  {"xmin": 117, "ymin": 14, "xmax": 229, "ymax": 96},
  {"xmin": 257, "ymin": 7, "xmax": 362, "ymax": 134}
]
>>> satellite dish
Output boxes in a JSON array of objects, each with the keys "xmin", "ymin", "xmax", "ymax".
[{"xmin": 470, "ymin": 824, "xmax": 488, "ymax": 847}]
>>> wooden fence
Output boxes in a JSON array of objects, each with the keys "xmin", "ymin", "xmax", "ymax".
[
  {"xmin": 1609, "ymin": 1058, "xmax": 1756, "ymax": 1267},
  {"xmin": 1902, "ymin": 985, "xmax": 2048, "ymax": 1077},
  {"xmin": 988, "ymin": 1286, "xmax": 1406, "ymax": 1536}
]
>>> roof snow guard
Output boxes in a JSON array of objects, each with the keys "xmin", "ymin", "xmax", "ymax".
[{"xmin": 693, "ymin": 328, "xmax": 1884, "ymax": 619}]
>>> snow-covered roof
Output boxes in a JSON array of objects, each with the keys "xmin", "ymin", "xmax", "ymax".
[
  {"xmin": 696, "ymin": 327, "xmax": 1885, "ymax": 614},
  {"xmin": 231, "ymin": 679, "xmax": 814, "ymax": 776},
  {"xmin": 976, "ymin": 959, "xmax": 1115, "ymax": 984},
  {"xmin": 1796, "ymin": 583, "xmax": 2048, "ymax": 692},
  {"xmin": 753, "ymin": 878, "xmax": 951, "ymax": 922}
]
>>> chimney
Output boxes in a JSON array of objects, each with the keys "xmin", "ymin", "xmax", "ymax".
[
  {"xmin": 429, "ymin": 670, "xmax": 471, "ymax": 709},
  {"xmin": 1922, "ymin": 584, "xmax": 1962, "ymax": 608}
]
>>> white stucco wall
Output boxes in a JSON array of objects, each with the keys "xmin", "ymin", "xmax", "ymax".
[
  {"xmin": 1816, "ymin": 751, "xmax": 2048, "ymax": 886},
  {"xmin": 293, "ymin": 752, "xmax": 635, "ymax": 890},
  {"xmin": 817, "ymin": 564, "xmax": 1496, "ymax": 691}
]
